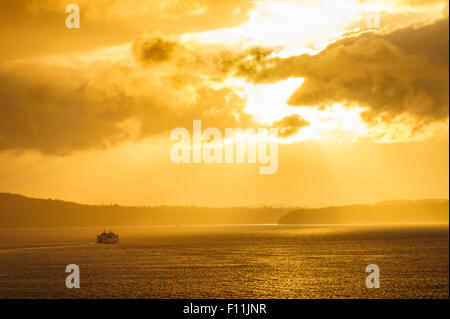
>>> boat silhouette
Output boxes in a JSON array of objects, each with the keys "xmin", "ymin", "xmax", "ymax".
[{"xmin": 97, "ymin": 229, "xmax": 119, "ymax": 244}]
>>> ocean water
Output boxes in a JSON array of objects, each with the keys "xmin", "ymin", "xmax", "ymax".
[{"xmin": 0, "ymin": 224, "xmax": 448, "ymax": 299}]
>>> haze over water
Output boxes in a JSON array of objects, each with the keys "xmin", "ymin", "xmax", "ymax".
[{"xmin": 0, "ymin": 224, "xmax": 447, "ymax": 299}]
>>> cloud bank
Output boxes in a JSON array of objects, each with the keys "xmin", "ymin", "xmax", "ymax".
[{"xmin": 238, "ymin": 17, "xmax": 449, "ymax": 127}]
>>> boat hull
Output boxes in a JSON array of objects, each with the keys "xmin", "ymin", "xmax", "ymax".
[{"xmin": 96, "ymin": 232, "xmax": 119, "ymax": 244}]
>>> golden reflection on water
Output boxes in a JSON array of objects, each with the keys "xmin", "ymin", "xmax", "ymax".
[{"xmin": 0, "ymin": 224, "xmax": 448, "ymax": 298}]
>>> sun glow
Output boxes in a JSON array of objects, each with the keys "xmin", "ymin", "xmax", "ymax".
[
  {"xmin": 182, "ymin": 0, "xmax": 363, "ymax": 53},
  {"xmin": 227, "ymin": 77, "xmax": 370, "ymax": 143},
  {"xmin": 179, "ymin": 0, "xmax": 391, "ymax": 144}
]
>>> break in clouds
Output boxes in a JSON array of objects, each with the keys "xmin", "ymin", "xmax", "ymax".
[
  {"xmin": 0, "ymin": 0, "xmax": 448, "ymax": 154},
  {"xmin": 239, "ymin": 17, "xmax": 449, "ymax": 128},
  {"xmin": 0, "ymin": 29, "xmax": 307, "ymax": 154}
]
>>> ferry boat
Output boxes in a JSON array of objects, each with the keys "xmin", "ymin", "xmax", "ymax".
[{"xmin": 97, "ymin": 229, "xmax": 119, "ymax": 244}]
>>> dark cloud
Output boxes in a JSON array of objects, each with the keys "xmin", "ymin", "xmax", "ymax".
[
  {"xmin": 0, "ymin": 66, "xmax": 137, "ymax": 154},
  {"xmin": 238, "ymin": 18, "xmax": 449, "ymax": 125},
  {"xmin": 0, "ymin": 28, "xmax": 312, "ymax": 155},
  {"xmin": 132, "ymin": 35, "xmax": 273, "ymax": 79},
  {"xmin": 272, "ymin": 115, "xmax": 310, "ymax": 138},
  {"xmin": 0, "ymin": 59, "xmax": 267, "ymax": 154},
  {"xmin": 0, "ymin": 48, "xmax": 311, "ymax": 154},
  {"xmin": 133, "ymin": 37, "xmax": 178, "ymax": 64}
]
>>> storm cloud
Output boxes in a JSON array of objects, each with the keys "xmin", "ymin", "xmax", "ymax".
[
  {"xmin": 238, "ymin": 17, "xmax": 449, "ymax": 126},
  {"xmin": 0, "ymin": 60, "xmax": 256, "ymax": 154}
]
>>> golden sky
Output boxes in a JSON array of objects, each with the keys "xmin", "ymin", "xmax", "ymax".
[{"xmin": 0, "ymin": 0, "xmax": 448, "ymax": 206}]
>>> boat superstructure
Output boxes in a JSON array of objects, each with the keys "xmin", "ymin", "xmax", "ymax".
[{"xmin": 97, "ymin": 229, "xmax": 119, "ymax": 244}]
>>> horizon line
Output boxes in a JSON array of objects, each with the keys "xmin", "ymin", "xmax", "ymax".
[{"xmin": 1, "ymin": 192, "xmax": 448, "ymax": 210}]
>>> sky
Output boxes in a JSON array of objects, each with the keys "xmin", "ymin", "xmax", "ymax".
[{"xmin": 0, "ymin": 0, "xmax": 448, "ymax": 207}]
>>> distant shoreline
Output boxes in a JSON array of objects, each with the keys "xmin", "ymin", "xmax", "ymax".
[
  {"xmin": 1, "ymin": 193, "xmax": 448, "ymax": 229},
  {"xmin": 0, "ymin": 222, "xmax": 449, "ymax": 231}
]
